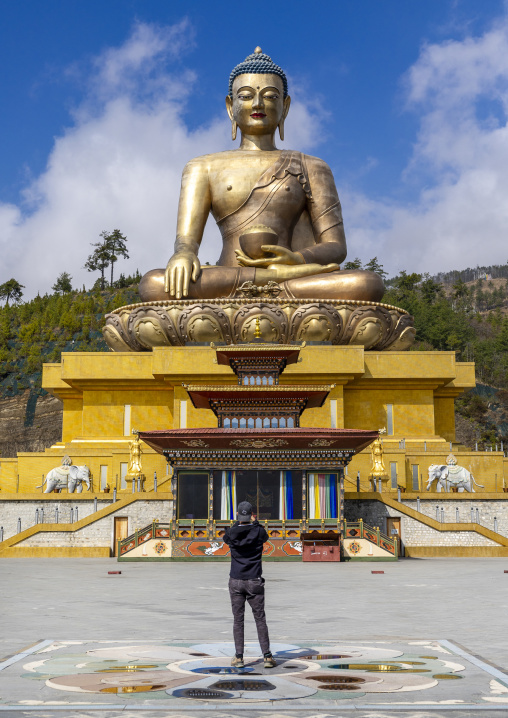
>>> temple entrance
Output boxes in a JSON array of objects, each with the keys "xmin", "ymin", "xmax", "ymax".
[
  {"xmin": 114, "ymin": 517, "xmax": 129, "ymax": 556},
  {"xmin": 387, "ymin": 517, "xmax": 403, "ymax": 556},
  {"xmin": 236, "ymin": 470, "xmax": 282, "ymax": 520},
  {"xmin": 212, "ymin": 470, "xmax": 303, "ymax": 521},
  {"xmin": 175, "ymin": 469, "xmax": 341, "ymax": 523}
]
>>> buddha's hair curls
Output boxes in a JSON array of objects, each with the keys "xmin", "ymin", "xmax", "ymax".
[{"xmin": 228, "ymin": 49, "xmax": 288, "ymax": 98}]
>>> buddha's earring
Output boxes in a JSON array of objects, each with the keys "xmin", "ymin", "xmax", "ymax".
[
  {"xmin": 278, "ymin": 119, "xmax": 285, "ymax": 141},
  {"xmin": 231, "ymin": 120, "xmax": 237, "ymax": 141}
]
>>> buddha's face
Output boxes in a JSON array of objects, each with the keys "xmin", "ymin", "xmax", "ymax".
[{"xmin": 226, "ymin": 73, "xmax": 290, "ymax": 136}]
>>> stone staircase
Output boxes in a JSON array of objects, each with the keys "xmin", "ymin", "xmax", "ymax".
[{"xmin": 345, "ymin": 491, "xmax": 508, "ymax": 557}]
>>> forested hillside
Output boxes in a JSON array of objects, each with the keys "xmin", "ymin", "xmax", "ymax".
[
  {"xmin": 382, "ymin": 267, "xmax": 508, "ymax": 448},
  {"xmin": 0, "ymin": 281, "xmax": 140, "ymax": 399},
  {"xmin": 0, "ymin": 259, "xmax": 507, "ymax": 456}
]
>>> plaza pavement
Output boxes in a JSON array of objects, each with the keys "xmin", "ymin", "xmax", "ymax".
[{"xmin": 1, "ymin": 557, "xmax": 508, "ymax": 717}]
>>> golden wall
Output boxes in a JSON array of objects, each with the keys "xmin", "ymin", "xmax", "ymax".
[{"xmin": 1, "ymin": 345, "xmax": 506, "ymax": 494}]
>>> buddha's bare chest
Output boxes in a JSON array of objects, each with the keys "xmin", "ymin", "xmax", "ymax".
[{"xmin": 209, "ymin": 154, "xmax": 283, "ymax": 217}]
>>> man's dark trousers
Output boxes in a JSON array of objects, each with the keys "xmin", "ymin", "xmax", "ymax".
[{"xmin": 229, "ymin": 577, "xmax": 270, "ymax": 655}]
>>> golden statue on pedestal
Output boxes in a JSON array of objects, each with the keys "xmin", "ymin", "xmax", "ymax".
[
  {"xmin": 140, "ymin": 47, "xmax": 383, "ymax": 303},
  {"xmin": 103, "ymin": 48, "xmax": 415, "ymax": 351},
  {"xmin": 126, "ymin": 429, "xmax": 142, "ymax": 478},
  {"xmin": 369, "ymin": 428, "xmax": 388, "ymax": 488}
]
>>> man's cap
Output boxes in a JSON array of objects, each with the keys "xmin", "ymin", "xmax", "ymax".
[{"xmin": 237, "ymin": 501, "xmax": 253, "ymax": 517}]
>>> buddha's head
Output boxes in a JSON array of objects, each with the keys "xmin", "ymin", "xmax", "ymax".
[{"xmin": 226, "ymin": 48, "xmax": 291, "ymax": 141}]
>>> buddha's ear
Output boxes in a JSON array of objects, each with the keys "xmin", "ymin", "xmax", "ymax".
[
  {"xmin": 226, "ymin": 96, "xmax": 237, "ymax": 141},
  {"xmin": 278, "ymin": 96, "xmax": 291, "ymax": 142},
  {"xmin": 283, "ymin": 95, "xmax": 291, "ymax": 120},
  {"xmin": 225, "ymin": 95, "xmax": 234, "ymax": 121}
]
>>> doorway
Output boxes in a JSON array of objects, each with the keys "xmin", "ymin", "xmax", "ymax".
[
  {"xmin": 386, "ymin": 517, "xmax": 403, "ymax": 556},
  {"xmin": 114, "ymin": 517, "xmax": 129, "ymax": 556},
  {"xmin": 212, "ymin": 470, "xmax": 303, "ymax": 520}
]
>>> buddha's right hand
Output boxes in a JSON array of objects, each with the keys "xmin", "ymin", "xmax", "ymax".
[{"xmin": 164, "ymin": 252, "xmax": 201, "ymax": 299}]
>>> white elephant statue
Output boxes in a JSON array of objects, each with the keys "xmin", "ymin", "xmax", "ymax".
[
  {"xmin": 426, "ymin": 464, "xmax": 484, "ymax": 492},
  {"xmin": 37, "ymin": 465, "xmax": 91, "ymax": 493}
]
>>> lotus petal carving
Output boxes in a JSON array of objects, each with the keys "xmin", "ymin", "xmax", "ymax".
[{"xmin": 103, "ymin": 299, "xmax": 414, "ymax": 352}]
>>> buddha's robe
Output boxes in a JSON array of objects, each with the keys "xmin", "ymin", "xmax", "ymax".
[
  {"xmin": 215, "ymin": 149, "xmax": 345, "ymax": 267},
  {"xmin": 139, "ymin": 150, "xmax": 384, "ymax": 302}
]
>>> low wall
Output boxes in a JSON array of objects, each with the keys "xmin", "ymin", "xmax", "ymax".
[
  {"xmin": 0, "ymin": 498, "xmax": 172, "ymax": 553},
  {"xmin": 345, "ymin": 498, "xmax": 507, "ymax": 550},
  {"xmin": 401, "ymin": 498, "xmax": 507, "ymax": 538}
]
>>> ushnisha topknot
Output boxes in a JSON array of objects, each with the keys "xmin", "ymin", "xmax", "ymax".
[{"xmin": 228, "ymin": 46, "xmax": 288, "ymax": 98}]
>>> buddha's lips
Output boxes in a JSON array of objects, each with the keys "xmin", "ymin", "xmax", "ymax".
[{"xmin": 250, "ymin": 113, "xmax": 266, "ymax": 118}]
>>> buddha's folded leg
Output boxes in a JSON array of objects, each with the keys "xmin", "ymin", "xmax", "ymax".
[
  {"xmin": 139, "ymin": 267, "xmax": 256, "ymax": 301},
  {"xmin": 282, "ymin": 269, "xmax": 384, "ymax": 302}
]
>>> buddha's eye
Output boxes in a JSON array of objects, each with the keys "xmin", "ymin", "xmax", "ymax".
[{"xmin": 238, "ymin": 93, "xmax": 253, "ymax": 100}]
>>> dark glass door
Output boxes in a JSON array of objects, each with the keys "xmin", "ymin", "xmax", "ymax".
[
  {"xmin": 236, "ymin": 470, "xmax": 280, "ymax": 520},
  {"xmin": 212, "ymin": 470, "xmax": 303, "ymax": 520},
  {"xmin": 177, "ymin": 472, "xmax": 209, "ymax": 519}
]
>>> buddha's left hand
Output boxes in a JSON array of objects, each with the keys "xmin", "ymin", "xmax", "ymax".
[{"xmin": 235, "ymin": 245, "xmax": 304, "ymax": 267}]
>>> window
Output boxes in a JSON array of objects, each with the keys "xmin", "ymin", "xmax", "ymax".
[
  {"xmin": 123, "ymin": 405, "xmax": 131, "ymax": 436},
  {"xmin": 390, "ymin": 462, "xmax": 398, "ymax": 489},
  {"xmin": 386, "ymin": 404, "xmax": 394, "ymax": 436},
  {"xmin": 100, "ymin": 465, "xmax": 108, "ymax": 490},
  {"xmin": 120, "ymin": 462, "xmax": 128, "ymax": 490},
  {"xmin": 411, "ymin": 464, "xmax": 420, "ymax": 491},
  {"xmin": 330, "ymin": 399, "xmax": 337, "ymax": 429},
  {"xmin": 180, "ymin": 400, "xmax": 187, "ymax": 428},
  {"xmin": 178, "ymin": 472, "xmax": 209, "ymax": 519}
]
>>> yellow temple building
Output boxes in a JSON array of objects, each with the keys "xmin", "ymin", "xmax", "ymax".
[{"xmin": 0, "ymin": 343, "xmax": 507, "ymax": 559}]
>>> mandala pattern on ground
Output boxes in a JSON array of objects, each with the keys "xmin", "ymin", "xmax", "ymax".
[
  {"xmin": 349, "ymin": 540, "xmax": 362, "ymax": 555},
  {"xmin": 16, "ymin": 640, "xmax": 474, "ymax": 705},
  {"xmin": 154, "ymin": 541, "xmax": 167, "ymax": 555}
]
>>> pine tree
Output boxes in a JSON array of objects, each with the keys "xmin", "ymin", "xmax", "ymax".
[
  {"xmin": 364, "ymin": 257, "xmax": 387, "ymax": 280},
  {"xmin": 103, "ymin": 229, "xmax": 129, "ymax": 286},
  {"xmin": 84, "ymin": 238, "xmax": 111, "ymax": 290},
  {"xmin": 52, "ymin": 272, "xmax": 73, "ymax": 294},
  {"xmin": 343, "ymin": 257, "xmax": 363, "ymax": 270},
  {"xmin": 0, "ymin": 279, "xmax": 24, "ymax": 306}
]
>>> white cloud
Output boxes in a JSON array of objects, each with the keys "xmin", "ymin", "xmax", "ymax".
[
  {"xmin": 0, "ymin": 22, "xmax": 324, "ymax": 297},
  {"xmin": 344, "ymin": 13, "xmax": 508, "ymax": 276}
]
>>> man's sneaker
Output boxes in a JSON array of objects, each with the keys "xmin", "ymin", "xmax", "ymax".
[
  {"xmin": 231, "ymin": 656, "xmax": 245, "ymax": 668},
  {"xmin": 264, "ymin": 653, "xmax": 276, "ymax": 668}
]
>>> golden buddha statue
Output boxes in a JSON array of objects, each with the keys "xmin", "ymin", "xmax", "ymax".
[
  {"xmin": 369, "ymin": 428, "xmax": 389, "ymax": 488},
  {"xmin": 139, "ymin": 48, "xmax": 384, "ymax": 303}
]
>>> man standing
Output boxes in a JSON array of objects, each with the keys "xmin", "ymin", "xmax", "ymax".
[{"xmin": 223, "ymin": 501, "xmax": 276, "ymax": 669}]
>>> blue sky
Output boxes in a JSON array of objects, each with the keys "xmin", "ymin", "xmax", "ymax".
[{"xmin": 1, "ymin": 0, "xmax": 508, "ymax": 295}]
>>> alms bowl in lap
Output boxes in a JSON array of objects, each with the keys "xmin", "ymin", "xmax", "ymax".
[{"xmin": 102, "ymin": 298, "xmax": 415, "ymax": 351}]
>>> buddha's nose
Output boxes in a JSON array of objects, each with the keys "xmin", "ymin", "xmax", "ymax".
[{"xmin": 252, "ymin": 93, "xmax": 264, "ymax": 109}]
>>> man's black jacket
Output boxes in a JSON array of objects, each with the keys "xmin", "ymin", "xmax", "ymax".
[{"xmin": 223, "ymin": 520, "xmax": 269, "ymax": 579}]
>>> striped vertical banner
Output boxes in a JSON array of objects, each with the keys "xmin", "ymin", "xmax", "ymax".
[
  {"xmin": 221, "ymin": 471, "xmax": 236, "ymax": 520},
  {"xmin": 307, "ymin": 474, "xmax": 338, "ymax": 518},
  {"xmin": 279, "ymin": 471, "xmax": 294, "ymax": 520}
]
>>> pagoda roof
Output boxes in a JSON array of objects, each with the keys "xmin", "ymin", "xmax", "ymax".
[
  {"xmin": 140, "ymin": 427, "xmax": 377, "ymax": 454},
  {"xmin": 214, "ymin": 344, "xmax": 302, "ymax": 367},
  {"xmin": 184, "ymin": 384, "xmax": 330, "ymax": 410}
]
